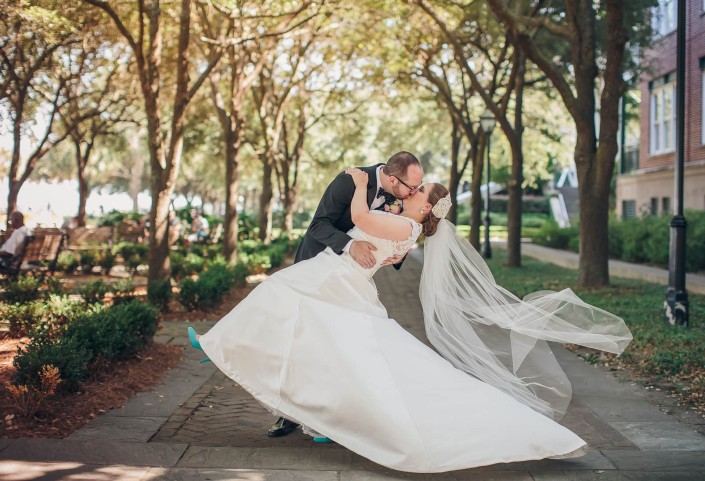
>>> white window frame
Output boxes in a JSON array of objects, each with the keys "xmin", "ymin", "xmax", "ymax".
[
  {"xmin": 650, "ymin": 80, "xmax": 676, "ymax": 155},
  {"xmin": 652, "ymin": 0, "xmax": 677, "ymax": 38}
]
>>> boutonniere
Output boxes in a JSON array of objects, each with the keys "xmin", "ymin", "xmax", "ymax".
[{"xmin": 384, "ymin": 199, "xmax": 403, "ymax": 215}]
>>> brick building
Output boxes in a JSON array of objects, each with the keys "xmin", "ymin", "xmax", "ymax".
[{"xmin": 616, "ymin": 0, "xmax": 705, "ymax": 218}]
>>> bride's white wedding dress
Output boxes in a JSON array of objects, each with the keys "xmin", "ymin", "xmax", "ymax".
[{"xmin": 199, "ymin": 212, "xmax": 589, "ymax": 473}]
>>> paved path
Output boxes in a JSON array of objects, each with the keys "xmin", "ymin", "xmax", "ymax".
[
  {"xmin": 494, "ymin": 241, "xmax": 705, "ymax": 295},
  {"xmin": 1, "ymin": 252, "xmax": 705, "ymax": 480}
]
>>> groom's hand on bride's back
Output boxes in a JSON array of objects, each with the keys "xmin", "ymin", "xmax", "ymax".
[
  {"xmin": 350, "ymin": 240, "xmax": 377, "ymax": 269},
  {"xmin": 380, "ymin": 252, "xmax": 405, "ymax": 267}
]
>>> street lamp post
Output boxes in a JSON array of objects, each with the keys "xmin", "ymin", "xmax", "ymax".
[
  {"xmin": 480, "ymin": 108, "xmax": 496, "ymax": 259},
  {"xmin": 665, "ymin": 0, "xmax": 689, "ymax": 327}
]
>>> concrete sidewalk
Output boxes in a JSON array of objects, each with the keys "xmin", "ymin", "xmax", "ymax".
[
  {"xmin": 494, "ymin": 241, "xmax": 705, "ymax": 295},
  {"xmin": 1, "ymin": 253, "xmax": 704, "ymax": 480}
]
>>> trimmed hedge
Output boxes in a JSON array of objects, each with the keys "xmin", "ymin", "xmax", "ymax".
[
  {"xmin": 531, "ymin": 210, "xmax": 705, "ymax": 272},
  {"xmin": 177, "ymin": 261, "xmax": 248, "ymax": 311},
  {"xmin": 13, "ymin": 301, "xmax": 158, "ymax": 391}
]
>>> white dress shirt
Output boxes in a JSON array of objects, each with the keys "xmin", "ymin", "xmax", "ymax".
[{"xmin": 0, "ymin": 225, "xmax": 30, "ymax": 257}]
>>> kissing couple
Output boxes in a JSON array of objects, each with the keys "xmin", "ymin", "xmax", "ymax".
[{"xmin": 189, "ymin": 151, "xmax": 632, "ymax": 473}]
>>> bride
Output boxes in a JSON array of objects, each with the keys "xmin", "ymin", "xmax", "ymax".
[{"xmin": 188, "ymin": 168, "xmax": 632, "ymax": 473}]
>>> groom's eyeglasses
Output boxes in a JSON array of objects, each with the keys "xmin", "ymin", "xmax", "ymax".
[{"xmin": 394, "ymin": 176, "xmax": 421, "ymax": 193}]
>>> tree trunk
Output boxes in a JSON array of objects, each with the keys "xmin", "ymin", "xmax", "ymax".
[
  {"xmin": 77, "ymin": 171, "xmax": 88, "ymax": 227},
  {"xmin": 128, "ymin": 133, "xmax": 145, "ymax": 212},
  {"xmin": 75, "ymin": 139, "xmax": 94, "ymax": 227},
  {"xmin": 282, "ymin": 186, "xmax": 297, "ymax": 238},
  {"xmin": 223, "ymin": 127, "xmax": 242, "ymax": 264},
  {"xmin": 7, "ymin": 97, "xmax": 24, "ymax": 228},
  {"xmin": 6, "ymin": 181, "xmax": 20, "ymax": 226},
  {"xmin": 469, "ymin": 137, "xmax": 485, "ymax": 250},
  {"xmin": 258, "ymin": 157, "xmax": 274, "ymax": 244},
  {"xmin": 505, "ymin": 50, "xmax": 526, "ymax": 268},
  {"xmin": 505, "ymin": 137, "xmax": 523, "ymax": 267},
  {"xmin": 447, "ymin": 120, "xmax": 462, "ymax": 224}
]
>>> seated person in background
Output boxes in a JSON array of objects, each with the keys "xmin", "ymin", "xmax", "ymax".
[
  {"xmin": 188, "ymin": 210, "xmax": 209, "ymax": 244},
  {"xmin": 0, "ymin": 212, "xmax": 30, "ymax": 266}
]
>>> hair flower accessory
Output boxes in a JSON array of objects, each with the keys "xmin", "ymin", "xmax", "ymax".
[{"xmin": 432, "ymin": 194, "xmax": 452, "ymax": 219}]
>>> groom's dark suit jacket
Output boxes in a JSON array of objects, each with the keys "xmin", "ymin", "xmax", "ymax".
[{"xmin": 294, "ymin": 163, "xmax": 403, "ymax": 270}]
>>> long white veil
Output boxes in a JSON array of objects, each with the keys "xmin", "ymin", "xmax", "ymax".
[{"xmin": 420, "ymin": 219, "xmax": 632, "ymax": 420}]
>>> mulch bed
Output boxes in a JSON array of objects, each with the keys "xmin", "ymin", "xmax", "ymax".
[
  {"xmin": 0, "ymin": 266, "xmax": 286, "ymax": 439},
  {"xmin": 0, "ymin": 340, "xmax": 183, "ymax": 438}
]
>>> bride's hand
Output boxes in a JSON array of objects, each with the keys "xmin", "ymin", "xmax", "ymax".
[{"xmin": 345, "ymin": 168, "xmax": 368, "ymax": 188}]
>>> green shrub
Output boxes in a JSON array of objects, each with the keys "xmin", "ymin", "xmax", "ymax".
[
  {"xmin": 98, "ymin": 250, "xmax": 117, "ymax": 274},
  {"xmin": 170, "ymin": 252, "xmax": 187, "ymax": 279},
  {"xmin": 126, "ymin": 254, "xmax": 143, "ymax": 274},
  {"xmin": 147, "ymin": 279, "xmax": 172, "ymax": 310},
  {"xmin": 185, "ymin": 253, "xmax": 205, "ymax": 273},
  {"xmin": 620, "ymin": 218, "xmax": 651, "ymax": 263},
  {"xmin": 13, "ymin": 335, "xmax": 91, "ymax": 391},
  {"xmin": 232, "ymin": 262, "xmax": 249, "ymax": 286},
  {"xmin": 643, "ymin": 218, "xmax": 670, "ymax": 266},
  {"xmin": 115, "ymin": 241, "xmax": 137, "ymax": 260},
  {"xmin": 685, "ymin": 210, "xmax": 705, "ymax": 272},
  {"xmin": 56, "ymin": 251, "xmax": 79, "ymax": 273},
  {"xmin": 134, "ymin": 243, "xmax": 149, "ymax": 261},
  {"xmin": 37, "ymin": 295, "xmax": 90, "ymax": 339},
  {"xmin": 0, "ymin": 301, "xmax": 47, "ymax": 338},
  {"xmin": 77, "ymin": 279, "xmax": 111, "ymax": 304},
  {"xmin": 238, "ymin": 212, "xmax": 258, "ymax": 240},
  {"xmin": 111, "ymin": 279, "xmax": 136, "ymax": 305},
  {"xmin": 239, "ymin": 239, "xmax": 262, "ymax": 255},
  {"xmin": 79, "ymin": 250, "xmax": 99, "ymax": 273},
  {"xmin": 607, "ymin": 218, "xmax": 624, "ymax": 259},
  {"xmin": 531, "ymin": 221, "xmax": 578, "ymax": 250},
  {"xmin": 42, "ymin": 276, "xmax": 64, "ymax": 297},
  {"xmin": 64, "ymin": 301, "xmax": 158, "ymax": 362},
  {"xmin": 12, "ymin": 301, "xmax": 156, "ymax": 391},
  {"xmin": 177, "ymin": 263, "xmax": 237, "ymax": 311},
  {"xmin": 2, "ymin": 276, "xmax": 43, "ymax": 303},
  {"xmin": 177, "ymin": 278, "xmax": 199, "ymax": 311},
  {"xmin": 189, "ymin": 244, "xmax": 208, "ymax": 258},
  {"xmin": 267, "ymin": 246, "xmax": 285, "ymax": 268}
]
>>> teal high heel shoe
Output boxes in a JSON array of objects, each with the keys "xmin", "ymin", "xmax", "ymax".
[
  {"xmin": 313, "ymin": 437, "xmax": 332, "ymax": 443},
  {"xmin": 187, "ymin": 327, "xmax": 211, "ymax": 363}
]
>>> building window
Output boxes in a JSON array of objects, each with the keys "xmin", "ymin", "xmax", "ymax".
[
  {"xmin": 650, "ymin": 80, "xmax": 676, "ymax": 155},
  {"xmin": 623, "ymin": 200, "xmax": 637, "ymax": 219},
  {"xmin": 652, "ymin": 0, "xmax": 677, "ymax": 37},
  {"xmin": 662, "ymin": 197, "xmax": 671, "ymax": 215},
  {"xmin": 650, "ymin": 197, "xmax": 658, "ymax": 216}
]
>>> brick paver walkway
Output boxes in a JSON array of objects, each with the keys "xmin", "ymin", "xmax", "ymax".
[{"xmin": 2, "ymin": 250, "xmax": 704, "ymax": 479}]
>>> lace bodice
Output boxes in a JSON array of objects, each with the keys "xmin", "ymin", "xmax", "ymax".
[{"xmin": 342, "ymin": 211, "xmax": 422, "ymax": 279}]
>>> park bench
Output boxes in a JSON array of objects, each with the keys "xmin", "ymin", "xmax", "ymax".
[
  {"xmin": 114, "ymin": 222, "xmax": 145, "ymax": 243},
  {"xmin": 65, "ymin": 225, "xmax": 115, "ymax": 251},
  {"xmin": 0, "ymin": 228, "xmax": 67, "ymax": 279},
  {"xmin": 20, "ymin": 228, "xmax": 67, "ymax": 278}
]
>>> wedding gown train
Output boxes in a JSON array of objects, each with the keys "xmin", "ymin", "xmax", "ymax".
[{"xmin": 199, "ymin": 213, "xmax": 590, "ymax": 473}]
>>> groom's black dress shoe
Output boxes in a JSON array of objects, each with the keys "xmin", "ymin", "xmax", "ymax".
[{"xmin": 267, "ymin": 417, "xmax": 300, "ymax": 437}]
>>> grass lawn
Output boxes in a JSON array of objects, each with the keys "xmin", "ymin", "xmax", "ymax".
[{"xmin": 484, "ymin": 249, "xmax": 705, "ymax": 417}]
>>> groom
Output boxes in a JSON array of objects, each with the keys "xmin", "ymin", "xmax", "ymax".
[{"xmin": 267, "ymin": 150, "xmax": 424, "ymax": 438}]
